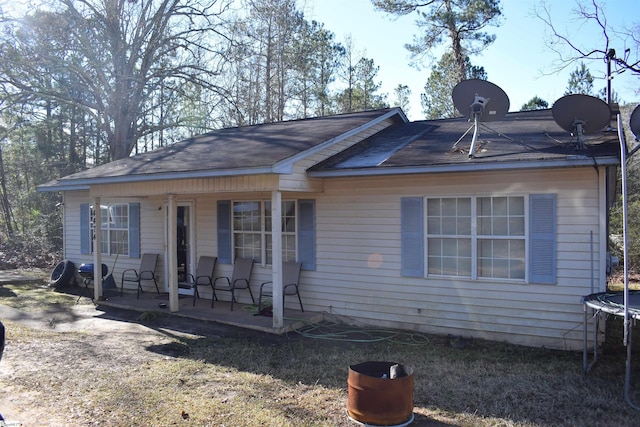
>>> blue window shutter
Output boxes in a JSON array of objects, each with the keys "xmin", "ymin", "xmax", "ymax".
[
  {"xmin": 401, "ymin": 197, "xmax": 424, "ymax": 277},
  {"xmin": 529, "ymin": 194, "xmax": 557, "ymax": 284},
  {"xmin": 298, "ymin": 199, "xmax": 316, "ymax": 270},
  {"xmin": 129, "ymin": 203, "xmax": 141, "ymax": 258},
  {"xmin": 217, "ymin": 200, "xmax": 232, "ymax": 264},
  {"xmin": 80, "ymin": 203, "xmax": 90, "ymax": 254}
]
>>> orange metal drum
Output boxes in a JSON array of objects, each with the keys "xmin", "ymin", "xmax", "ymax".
[{"xmin": 347, "ymin": 361, "xmax": 414, "ymax": 426}]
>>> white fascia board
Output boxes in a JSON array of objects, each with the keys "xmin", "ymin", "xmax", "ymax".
[
  {"xmin": 37, "ymin": 166, "xmax": 275, "ymax": 192},
  {"xmin": 307, "ymin": 156, "xmax": 620, "ymax": 178}
]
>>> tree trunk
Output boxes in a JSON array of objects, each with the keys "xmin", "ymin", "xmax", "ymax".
[{"xmin": 0, "ymin": 145, "xmax": 14, "ymax": 236}]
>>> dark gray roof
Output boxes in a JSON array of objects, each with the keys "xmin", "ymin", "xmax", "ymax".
[
  {"xmin": 39, "ymin": 108, "xmax": 620, "ymax": 191},
  {"xmin": 308, "ymin": 109, "xmax": 620, "ymax": 176},
  {"xmin": 38, "ymin": 109, "xmax": 404, "ymax": 190}
]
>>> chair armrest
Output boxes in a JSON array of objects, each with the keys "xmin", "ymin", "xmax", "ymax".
[
  {"xmin": 195, "ymin": 275, "xmax": 212, "ymax": 286},
  {"xmin": 121, "ymin": 268, "xmax": 138, "ymax": 280},
  {"xmin": 232, "ymin": 278, "xmax": 249, "ymax": 288},
  {"xmin": 139, "ymin": 270, "xmax": 156, "ymax": 280},
  {"xmin": 260, "ymin": 281, "xmax": 273, "ymax": 289},
  {"xmin": 213, "ymin": 276, "xmax": 230, "ymax": 287}
]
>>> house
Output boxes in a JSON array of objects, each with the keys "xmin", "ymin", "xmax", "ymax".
[{"xmin": 38, "ymin": 105, "xmax": 621, "ymax": 350}]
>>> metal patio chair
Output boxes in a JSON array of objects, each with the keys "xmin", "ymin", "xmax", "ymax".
[
  {"xmin": 178, "ymin": 256, "xmax": 217, "ymax": 306},
  {"xmin": 259, "ymin": 260, "xmax": 304, "ymax": 312},
  {"xmin": 121, "ymin": 253, "xmax": 160, "ymax": 298},
  {"xmin": 212, "ymin": 257, "xmax": 254, "ymax": 310}
]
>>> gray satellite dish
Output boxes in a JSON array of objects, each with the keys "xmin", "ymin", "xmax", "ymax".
[
  {"xmin": 552, "ymin": 94, "xmax": 611, "ymax": 149},
  {"xmin": 630, "ymin": 104, "xmax": 640, "ymax": 141},
  {"xmin": 452, "ymin": 79, "xmax": 510, "ymax": 158}
]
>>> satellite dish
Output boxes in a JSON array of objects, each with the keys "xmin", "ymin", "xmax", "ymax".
[
  {"xmin": 452, "ymin": 79, "xmax": 510, "ymax": 158},
  {"xmin": 630, "ymin": 104, "xmax": 640, "ymax": 141},
  {"xmin": 453, "ymin": 79, "xmax": 510, "ymax": 122},
  {"xmin": 552, "ymin": 94, "xmax": 611, "ymax": 149}
]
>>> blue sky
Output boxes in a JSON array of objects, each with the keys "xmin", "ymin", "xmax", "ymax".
[{"xmin": 306, "ymin": 0, "xmax": 638, "ymax": 120}]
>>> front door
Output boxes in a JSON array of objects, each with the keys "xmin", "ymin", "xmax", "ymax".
[{"xmin": 165, "ymin": 202, "xmax": 195, "ymax": 294}]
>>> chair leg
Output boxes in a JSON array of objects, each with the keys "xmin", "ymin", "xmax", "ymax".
[
  {"xmin": 192, "ymin": 286, "xmax": 198, "ymax": 307},
  {"xmin": 153, "ymin": 278, "xmax": 160, "ymax": 294},
  {"xmin": 247, "ymin": 287, "xmax": 255, "ymax": 304},
  {"xmin": 296, "ymin": 291, "xmax": 304, "ymax": 312}
]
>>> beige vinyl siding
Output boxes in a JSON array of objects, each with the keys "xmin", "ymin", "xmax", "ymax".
[
  {"xmin": 301, "ymin": 166, "xmax": 604, "ymax": 350},
  {"xmin": 62, "ymin": 161, "xmax": 606, "ymax": 350},
  {"xmin": 62, "ymin": 192, "xmax": 167, "ymax": 292},
  {"xmin": 92, "ymin": 175, "xmax": 280, "ymax": 197}
]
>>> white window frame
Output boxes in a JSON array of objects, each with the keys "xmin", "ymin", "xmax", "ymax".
[
  {"xmin": 425, "ymin": 195, "xmax": 527, "ymax": 281},
  {"xmin": 232, "ymin": 200, "xmax": 297, "ymax": 265},
  {"xmin": 90, "ymin": 203, "xmax": 130, "ymax": 256}
]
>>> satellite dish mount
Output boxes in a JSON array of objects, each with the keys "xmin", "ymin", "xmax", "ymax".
[
  {"xmin": 551, "ymin": 94, "xmax": 611, "ymax": 151},
  {"xmin": 452, "ymin": 80, "xmax": 510, "ymax": 158}
]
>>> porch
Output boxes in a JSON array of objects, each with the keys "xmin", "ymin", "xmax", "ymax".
[{"xmin": 77, "ymin": 288, "xmax": 323, "ymax": 335}]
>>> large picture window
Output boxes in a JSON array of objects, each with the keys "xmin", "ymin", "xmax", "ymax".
[
  {"xmin": 426, "ymin": 196, "xmax": 525, "ymax": 280},
  {"xmin": 233, "ymin": 200, "xmax": 296, "ymax": 264}
]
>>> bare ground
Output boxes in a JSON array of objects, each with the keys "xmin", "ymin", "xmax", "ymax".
[{"xmin": 0, "ymin": 298, "xmax": 302, "ymax": 426}]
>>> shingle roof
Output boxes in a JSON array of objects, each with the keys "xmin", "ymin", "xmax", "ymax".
[
  {"xmin": 38, "ymin": 109, "xmax": 403, "ymax": 190},
  {"xmin": 38, "ymin": 107, "xmax": 620, "ymax": 191},
  {"xmin": 308, "ymin": 109, "xmax": 620, "ymax": 176}
]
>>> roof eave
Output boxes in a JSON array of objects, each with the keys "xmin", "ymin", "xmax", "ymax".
[
  {"xmin": 37, "ymin": 166, "xmax": 275, "ymax": 192},
  {"xmin": 307, "ymin": 156, "xmax": 620, "ymax": 178}
]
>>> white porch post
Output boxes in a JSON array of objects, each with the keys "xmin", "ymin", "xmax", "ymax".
[
  {"xmin": 167, "ymin": 195, "xmax": 179, "ymax": 312},
  {"xmin": 93, "ymin": 197, "xmax": 103, "ymax": 300},
  {"xmin": 271, "ymin": 191, "xmax": 283, "ymax": 328}
]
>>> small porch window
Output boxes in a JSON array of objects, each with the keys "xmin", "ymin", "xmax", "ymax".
[
  {"xmin": 90, "ymin": 204, "xmax": 130, "ymax": 256},
  {"xmin": 232, "ymin": 200, "xmax": 296, "ymax": 264}
]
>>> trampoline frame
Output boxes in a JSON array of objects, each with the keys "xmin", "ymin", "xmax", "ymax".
[{"xmin": 582, "ymin": 114, "xmax": 640, "ymax": 410}]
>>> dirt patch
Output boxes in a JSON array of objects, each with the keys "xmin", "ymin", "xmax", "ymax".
[{"xmin": 0, "ymin": 301, "xmax": 278, "ymax": 426}]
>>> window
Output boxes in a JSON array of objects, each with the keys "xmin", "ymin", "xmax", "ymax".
[
  {"xmin": 90, "ymin": 204, "xmax": 130, "ymax": 256},
  {"xmin": 426, "ymin": 196, "xmax": 525, "ymax": 280},
  {"xmin": 233, "ymin": 200, "xmax": 296, "ymax": 264}
]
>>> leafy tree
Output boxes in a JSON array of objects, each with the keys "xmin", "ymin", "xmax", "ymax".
[
  {"xmin": 335, "ymin": 55, "xmax": 388, "ymax": 113},
  {"xmin": 420, "ymin": 52, "xmax": 487, "ymax": 119},
  {"xmin": 564, "ymin": 62, "xmax": 595, "ymax": 96},
  {"xmin": 372, "ymin": 0, "xmax": 501, "ymax": 83},
  {"xmin": 0, "ymin": 0, "xmax": 232, "ymax": 161},
  {"xmin": 520, "ymin": 96, "xmax": 549, "ymax": 111},
  {"xmin": 222, "ymin": 1, "xmax": 345, "ymax": 125},
  {"xmin": 289, "ymin": 20, "xmax": 344, "ymax": 118},
  {"xmin": 392, "ymin": 84, "xmax": 412, "ymax": 114}
]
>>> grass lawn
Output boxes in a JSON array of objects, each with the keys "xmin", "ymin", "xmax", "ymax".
[{"xmin": 1, "ymin": 278, "xmax": 640, "ymax": 426}]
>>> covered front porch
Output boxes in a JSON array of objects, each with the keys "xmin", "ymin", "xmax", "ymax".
[{"xmin": 79, "ymin": 288, "xmax": 323, "ymax": 335}]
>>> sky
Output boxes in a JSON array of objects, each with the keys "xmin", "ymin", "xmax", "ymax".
[{"xmin": 304, "ymin": 0, "xmax": 638, "ymax": 120}]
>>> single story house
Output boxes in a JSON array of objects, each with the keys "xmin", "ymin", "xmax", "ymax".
[{"xmin": 38, "ymin": 105, "xmax": 621, "ymax": 350}]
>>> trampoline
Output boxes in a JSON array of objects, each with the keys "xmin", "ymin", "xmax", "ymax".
[
  {"xmin": 583, "ymin": 291, "xmax": 640, "ymax": 320},
  {"xmin": 581, "ymin": 109, "xmax": 640, "ymax": 410},
  {"xmin": 582, "ymin": 291, "xmax": 640, "ymax": 410}
]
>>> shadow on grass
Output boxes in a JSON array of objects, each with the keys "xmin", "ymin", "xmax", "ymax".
[
  {"xmin": 12, "ymin": 284, "xmax": 638, "ymax": 427},
  {"xmin": 128, "ymin": 307, "xmax": 640, "ymax": 427}
]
